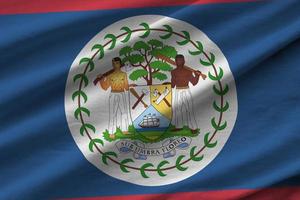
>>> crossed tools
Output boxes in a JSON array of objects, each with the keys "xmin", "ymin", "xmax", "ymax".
[
  {"xmin": 130, "ymin": 88, "xmax": 148, "ymax": 110},
  {"xmin": 130, "ymin": 87, "xmax": 171, "ymax": 110},
  {"xmin": 153, "ymin": 88, "xmax": 171, "ymax": 107}
]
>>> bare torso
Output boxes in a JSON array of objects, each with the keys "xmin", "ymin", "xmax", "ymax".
[{"xmin": 171, "ymin": 68, "xmax": 199, "ymax": 88}]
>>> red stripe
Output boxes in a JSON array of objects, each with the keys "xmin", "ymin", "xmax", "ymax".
[
  {"xmin": 0, "ymin": 0, "xmax": 260, "ymax": 15},
  {"xmin": 62, "ymin": 187, "xmax": 300, "ymax": 200}
]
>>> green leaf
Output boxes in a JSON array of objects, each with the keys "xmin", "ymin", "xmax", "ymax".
[
  {"xmin": 196, "ymin": 41, "xmax": 204, "ymax": 51},
  {"xmin": 140, "ymin": 163, "xmax": 154, "ymax": 178},
  {"xmin": 200, "ymin": 53, "xmax": 216, "ymax": 66},
  {"xmin": 87, "ymin": 62, "xmax": 95, "ymax": 72},
  {"xmin": 79, "ymin": 123, "xmax": 96, "ymax": 136},
  {"xmin": 200, "ymin": 58, "xmax": 211, "ymax": 66},
  {"xmin": 157, "ymin": 160, "xmax": 169, "ymax": 177},
  {"xmin": 79, "ymin": 57, "xmax": 90, "ymax": 64},
  {"xmin": 213, "ymin": 84, "xmax": 229, "ymax": 96},
  {"xmin": 120, "ymin": 26, "xmax": 132, "ymax": 43},
  {"xmin": 119, "ymin": 46, "xmax": 132, "ymax": 56},
  {"xmin": 129, "ymin": 69, "xmax": 148, "ymax": 81},
  {"xmin": 151, "ymin": 45, "xmax": 177, "ymax": 58},
  {"xmin": 91, "ymin": 44, "xmax": 104, "ymax": 60},
  {"xmin": 125, "ymin": 54, "xmax": 145, "ymax": 64},
  {"xmin": 176, "ymin": 155, "xmax": 188, "ymax": 171},
  {"xmin": 122, "ymin": 54, "xmax": 144, "ymax": 64},
  {"xmin": 133, "ymin": 41, "xmax": 150, "ymax": 51},
  {"xmin": 139, "ymin": 22, "xmax": 150, "ymax": 38},
  {"xmin": 160, "ymin": 25, "xmax": 173, "ymax": 39},
  {"xmin": 189, "ymin": 50, "xmax": 202, "ymax": 56},
  {"xmin": 73, "ymin": 74, "xmax": 88, "ymax": 87},
  {"xmin": 189, "ymin": 41, "xmax": 204, "ymax": 55},
  {"xmin": 89, "ymin": 138, "xmax": 104, "ymax": 152},
  {"xmin": 213, "ymin": 101, "xmax": 229, "ymax": 112},
  {"xmin": 177, "ymin": 31, "xmax": 190, "ymax": 45},
  {"xmin": 162, "ymin": 46, "xmax": 177, "ymax": 58},
  {"xmin": 152, "ymin": 72, "xmax": 167, "ymax": 81},
  {"xmin": 208, "ymin": 52, "xmax": 215, "ymax": 64},
  {"xmin": 150, "ymin": 61, "xmax": 173, "ymax": 71},
  {"xmin": 82, "ymin": 75, "xmax": 88, "ymax": 87},
  {"xmin": 147, "ymin": 39, "xmax": 163, "ymax": 47},
  {"xmin": 102, "ymin": 151, "xmax": 118, "ymax": 165},
  {"xmin": 72, "ymin": 90, "xmax": 88, "ymax": 103},
  {"xmin": 120, "ymin": 159, "xmax": 134, "ymax": 173},
  {"xmin": 73, "ymin": 74, "xmax": 82, "ymax": 83},
  {"xmin": 204, "ymin": 132, "xmax": 217, "ymax": 148},
  {"xmin": 80, "ymin": 57, "xmax": 94, "ymax": 72},
  {"xmin": 74, "ymin": 107, "xmax": 90, "ymax": 120},
  {"xmin": 211, "ymin": 117, "xmax": 227, "ymax": 131},
  {"xmin": 190, "ymin": 146, "xmax": 204, "ymax": 161},
  {"xmin": 208, "ymin": 67, "xmax": 224, "ymax": 81},
  {"xmin": 104, "ymin": 33, "xmax": 117, "ymax": 50}
]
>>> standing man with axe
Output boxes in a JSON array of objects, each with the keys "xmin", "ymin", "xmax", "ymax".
[
  {"xmin": 171, "ymin": 54, "xmax": 204, "ymax": 132},
  {"xmin": 95, "ymin": 57, "xmax": 132, "ymax": 139}
]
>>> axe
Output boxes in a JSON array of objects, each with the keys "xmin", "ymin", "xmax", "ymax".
[{"xmin": 130, "ymin": 88, "xmax": 148, "ymax": 109}]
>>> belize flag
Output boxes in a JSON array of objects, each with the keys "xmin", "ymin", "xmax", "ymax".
[{"xmin": 1, "ymin": 0, "xmax": 300, "ymax": 199}]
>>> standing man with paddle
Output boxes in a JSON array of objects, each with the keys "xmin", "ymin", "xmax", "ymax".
[
  {"xmin": 95, "ymin": 57, "xmax": 133, "ymax": 139},
  {"xmin": 171, "ymin": 54, "xmax": 204, "ymax": 132}
]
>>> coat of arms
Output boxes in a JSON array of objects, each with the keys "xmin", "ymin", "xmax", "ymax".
[
  {"xmin": 65, "ymin": 15, "xmax": 238, "ymax": 186},
  {"xmin": 95, "ymin": 45, "xmax": 206, "ymax": 144}
]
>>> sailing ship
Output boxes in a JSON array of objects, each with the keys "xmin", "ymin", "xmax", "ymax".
[{"xmin": 139, "ymin": 113, "xmax": 160, "ymax": 128}]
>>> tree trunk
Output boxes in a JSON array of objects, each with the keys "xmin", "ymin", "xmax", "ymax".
[
  {"xmin": 144, "ymin": 53, "xmax": 153, "ymax": 85},
  {"xmin": 148, "ymin": 67, "xmax": 153, "ymax": 85}
]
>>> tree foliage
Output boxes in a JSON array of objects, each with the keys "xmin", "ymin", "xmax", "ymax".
[
  {"xmin": 119, "ymin": 39, "xmax": 177, "ymax": 85},
  {"xmin": 152, "ymin": 72, "xmax": 168, "ymax": 81},
  {"xmin": 150, "ymin": 61, "xmax": 172, "ymax": 71},
  {"xmin": 129, "ymin": 69, "xmax": 148, "ymax": 81}
]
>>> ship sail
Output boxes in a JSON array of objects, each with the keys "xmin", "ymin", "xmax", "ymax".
[{"xmin": 139, "ymin": 113, "xmax": 160, "ymax": 128}]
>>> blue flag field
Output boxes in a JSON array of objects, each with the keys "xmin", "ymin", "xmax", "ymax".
[{"xmin": 0, "ymin": 0, "xmax": 300, "ymax": 199}]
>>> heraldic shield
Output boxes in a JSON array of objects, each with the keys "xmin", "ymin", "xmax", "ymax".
[{"xmin": 129, "ymin": 84, "xmax": 172, "ymax": 141}]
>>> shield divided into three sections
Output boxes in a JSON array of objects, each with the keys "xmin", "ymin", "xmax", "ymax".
[{"xmin": 129, "ymin": 84, "xmax": 172, "ymax": 141}]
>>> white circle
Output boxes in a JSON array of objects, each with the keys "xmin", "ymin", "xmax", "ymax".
[{"xmin": 65, "ymin": 15, "xmax": 238, "ymax": 186}]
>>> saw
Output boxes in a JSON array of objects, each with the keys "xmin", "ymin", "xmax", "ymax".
[{"xmin": 153, "ymin": 88, "xmax": 171, "ymax": 107}]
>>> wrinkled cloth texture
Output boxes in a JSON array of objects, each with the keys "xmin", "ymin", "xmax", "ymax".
[{"xmin": 0, "ymin": 0, "xmax": 300, "ymax": 199}]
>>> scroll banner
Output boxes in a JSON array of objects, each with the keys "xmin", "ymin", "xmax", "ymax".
[{"xmin": 115, "ymin": 137, "xmax": 191, "ymax": 157}]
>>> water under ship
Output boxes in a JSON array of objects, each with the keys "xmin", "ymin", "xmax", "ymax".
[{"xmin": 139, "ymin": 114, "xmax": 160, "ymax": 128}]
